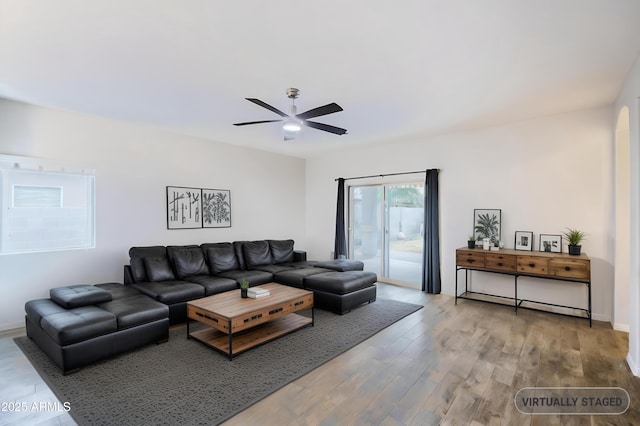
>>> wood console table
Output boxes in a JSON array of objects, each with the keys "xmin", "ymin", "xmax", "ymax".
[{"xmin": 455, "ymin": 247, "xmax": 592, "ymax": 326}]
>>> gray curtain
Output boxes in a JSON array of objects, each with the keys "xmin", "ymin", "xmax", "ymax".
[
  {"xmin": 334, "ymin": 178, "xmax": 347, "ymax": 259},
  {"xmin": 422, "ymin": 169, "xmax": 441, "ymax": 293}
]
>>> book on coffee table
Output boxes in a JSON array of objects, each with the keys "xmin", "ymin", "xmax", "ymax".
[
  {"xmin": 248, "ymin": 292, "xmax": 269, "ymax": 299},
  {"xmin": 248, "ymin": 287, "xmax": 270, "ymax": 298}
]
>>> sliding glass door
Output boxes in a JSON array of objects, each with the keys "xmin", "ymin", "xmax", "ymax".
[{"xmin": 349, "ymin": 182, "xmax": 424, "ymax": 287}]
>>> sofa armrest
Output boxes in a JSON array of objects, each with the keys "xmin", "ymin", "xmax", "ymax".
[
  {"xmin": 123, "ymin": 265, "xmax": 134, "ymax": 284},
  {"xmin": 293, "ymin": 250, "xmax": 307, "ymax": 262}
]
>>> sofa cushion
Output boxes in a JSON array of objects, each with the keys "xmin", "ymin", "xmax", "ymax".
[
  {"xmin": 50, "ymin": 285, "xmax": 113, "ymax": 309},
  {"xmin": 215, "ymin": 270, "xmax": 273, "ymax": 286},
  {"xmin": 144, "ymin": 257, "xmax": 176, "ymax": 282},
  {"xmin": 268, "ymin": 239, "xmax": 295, "ymax": 264},
  {"xmin": 98, "ymin": 295, "xmax": 169, "ymax": 329},
  {"xmin": 252, "ymin": 264, "xmax": 296, "ymax": 274},
  {"xmin": 37, "ymin": 303, "xmax": 118, "ymax": 346},
  {"xmin": 95, "ymin": 283, "xmax": 142, "ymax": 299},
  {"xmin": 283, "ymin": 260, "xmax": 322, "ymax": 269},
  {"xmin": 129, "ymin": 246, "xmax": 168, "ymax": 283},
  {"xmin": 182, "ymin": 275, "xmax": 238, "ymax": 296},
  {"xmin": 273, "ymin": 267, "xmax": 333, "ymax": 288},
  {"xmin": 168, "ymin": 246, "xmax": 210, "ymax": 278},
  {"xmin": 25, "ymin": 299, "xmax": 68, "ymax": 325},
  {"xmin": 243, "ymin": 240, "xmax": 272, "ymax": 269},
  {"xmin": 202, "ymin": 243, "xmax": 239, "ymax": 274},
  {"xmin": 233, "ymin": 241, "xmax": 249, "ymax": 270},
  {"xmin": 314, "ymin": 259, "xmax": 365, "ymax": 272},
  {"xmin": 129, "ymin": 281, "xmax": 205, "ymax": 304}
]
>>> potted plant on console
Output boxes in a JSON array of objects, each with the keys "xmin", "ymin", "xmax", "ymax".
[
  {"xmin": 239, "ymin": 278, "xmax": 250, "ymax": 298},
  {"xmin": 468, "ymin": 235, "xmax": 476, "ymax": 249},
  {"xmin": 563, "ymin": 228, "xmax": 586, "ymax": 255}
]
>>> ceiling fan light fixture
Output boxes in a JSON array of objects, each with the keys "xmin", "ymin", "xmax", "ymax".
[{"xmin": 282, "ymin": 119, "xmax": 302, "ymax": 132}]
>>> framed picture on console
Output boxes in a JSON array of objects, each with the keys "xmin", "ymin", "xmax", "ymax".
[
  {"xmin": 514, "ymin": 231, "xmax": 533, "ymax": 251},
  {"xmin": 202, "ymin": 188, "xmax": 231, "ymax": 228},
  {"xmin": 539, "ymin": 234, "xmax": 562, "ymax": 253},
  {"xmin": 166, "ymin": 186, "xmax": 202, "ymax": 229},
  {"xmin": 473, "ymin": 209, "xmax": 501, "ymax": 243}
]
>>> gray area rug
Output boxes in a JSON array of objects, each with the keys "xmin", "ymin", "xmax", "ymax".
[{"xmin": 15, "ymin": 298, "xmax": 422, "ymax": 426}]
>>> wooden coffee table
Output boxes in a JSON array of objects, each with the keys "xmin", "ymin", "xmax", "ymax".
[{"xmin": 186, "ymin": 283, "xmax": 314, "ymax": 359}]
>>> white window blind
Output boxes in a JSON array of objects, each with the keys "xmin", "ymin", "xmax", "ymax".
[
  {"xmin": 0, "ymin": 155, "xmax": 95, "ymax": 254},
  {"xmin": 13, "ymin": 185, "xmax": 62, "ymax": 208}
]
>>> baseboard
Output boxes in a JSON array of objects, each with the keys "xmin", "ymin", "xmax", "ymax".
[
  {"xmin": 0, "ymin": 321, "xmax": 25, "ymax": 333},
  {"xmin": 613, "ymin": 322, "xmax": 630, "ymax": 332},
  {"xmin": 591, "ymin": 312, "xmax": 611, "ymax": 325},
  {"xmin": 579, "ymin": 314, "xmax": 628, "ymax": 331},
  {"xmin": 626, "ymin": 353, "xmax": 640, "ymax": 376}
]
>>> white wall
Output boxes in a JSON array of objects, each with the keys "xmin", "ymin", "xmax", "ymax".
[
  {"xmin": 615, "ymin": 51, "xmax": 640, "ymax": 376},
  {"xmin": 0, "ymin": 99, "xmax": 306, "ymax": 330},
  {"xmin": 306, "ymin": 106, "xmax": 614, "ymax": 322},
  {"xmin": 614, "ymin": 108, "xmax": 630, "ymax": 332}
]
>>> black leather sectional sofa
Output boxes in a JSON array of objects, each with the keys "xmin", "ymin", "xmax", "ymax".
[
  {"xmin": 124, "ymin": 240, "xmax": 378, "ymax": 322},
  {"xmin": 25, "ymin": 239, "xmax": 377, "ymax": 374}
]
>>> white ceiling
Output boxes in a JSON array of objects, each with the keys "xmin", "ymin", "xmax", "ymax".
[{"xmin": 1, "ymin": 0, "xmax": 640, "ymax": 158}]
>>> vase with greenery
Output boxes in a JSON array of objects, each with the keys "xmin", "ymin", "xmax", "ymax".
[
  {"xmin": 467, "ymin": 235, "xmax": 476, "ymax": 249},
  {"xmin": 239, "ymin": 278, "xmax": 250, "ymax": 298},
  {"xmin": 562, "ymin": 228, "xmax": 586, "ymax": 255}
]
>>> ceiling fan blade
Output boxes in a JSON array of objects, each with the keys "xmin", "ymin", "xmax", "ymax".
[
  {"xmin": 296, "ymin": 103, "xmax": 343, "ymax": 120},
  {"xmin": 233, "ymin": 119, "xmax": 282, "ymax": 126},
  {"xmin": 304, "ymin": 120, "xmax": 347, "ymax": 135},
  {"xmin": 245, "ymin": 98, "xmax": 289, "ymax": 117}
]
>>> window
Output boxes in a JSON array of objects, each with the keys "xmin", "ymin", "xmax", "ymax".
[
  {"xmin": 0, "ymin": 155, "xmax": 95, "ymax": 254},
  {"xmin": 349, "ymin": 182, "xmax": 424, "ymax": 287}
]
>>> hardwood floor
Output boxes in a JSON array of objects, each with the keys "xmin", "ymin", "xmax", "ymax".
[
  {"xmin": 0, "ymin": 328, "xmax": 75, "ymax": 425},
  {"xmin": 1, "ymin": 283, "xmax": 639, "ymax": 425}
]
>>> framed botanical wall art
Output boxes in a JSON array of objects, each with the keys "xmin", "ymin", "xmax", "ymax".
[
  {"xmin": 473, "ymin": 209, "xmax": 501, "ymax": 243},
  {"xmin": 514, "ymin": 231, "xmax": 533, "ymax": 251},
  {"xmin": 539, "ymin": 234, "xmax": 562, "ymax": 253},
  {"xmin": 202, "ymin": 188, "xmax": 231, "ymax": 228},
  {"xmin": 167, "ymin": 186, "xmax": 202, "ymax": 229}
]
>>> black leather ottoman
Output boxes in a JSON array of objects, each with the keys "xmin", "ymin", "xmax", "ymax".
[{"xmin": 303, "ymin": 271, "xmax": 377, "ymax": 314}]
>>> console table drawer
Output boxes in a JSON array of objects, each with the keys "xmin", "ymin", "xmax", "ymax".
[
  {"xmin": 549, "ymin": 258, "xmax": 590, "ymax": 280},
  {"xmin": 456, "ymin": 250, "xmax": 485, "ymax": 268},
  {"xmin": 517, "ymin": 256, "xmax": 548, "ymax": 275},
  {"xmin": 485, "ymin": 253, "xmax": 516, "ymax": 271}
]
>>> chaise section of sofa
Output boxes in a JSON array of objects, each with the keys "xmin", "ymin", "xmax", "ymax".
[{"xmin": 25, "ymin": 283, "xmax": 169, "ymax": 374}]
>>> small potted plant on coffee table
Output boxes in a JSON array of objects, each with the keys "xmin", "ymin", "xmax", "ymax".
[
  {"xmin": 563, "ymin": 228, "xmax": 586, "ymax": 255},
  {"xmin": 239, "ymin": 278, "xmax": 250, "ymax": 298}
]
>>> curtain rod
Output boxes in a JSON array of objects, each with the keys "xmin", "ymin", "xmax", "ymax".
[{"xmin": 334, "ymin": 169, "xmax": 437, "ymax": 182}]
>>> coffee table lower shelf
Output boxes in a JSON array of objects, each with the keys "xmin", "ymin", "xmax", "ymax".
[{"xmin": 188, "ymin": 313, "xmax": 313, "ymax": 359}]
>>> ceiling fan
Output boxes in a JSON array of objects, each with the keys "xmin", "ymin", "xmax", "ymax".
[{"xmin": 233, "ymin": 88, "xmax": 347, "ymax": 140}]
